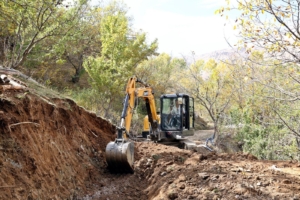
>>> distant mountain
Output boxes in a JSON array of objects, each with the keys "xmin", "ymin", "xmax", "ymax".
[
  {"xmin": 197, "ymin": 48, "xmax": 247, "ymax": 61},
  {"xmin": 197, "ymin": 47, "xmax": 300, "ymax": 63}
]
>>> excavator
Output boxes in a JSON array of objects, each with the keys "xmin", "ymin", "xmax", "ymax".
[{"xmin": 105, "ymin": 76, "xmax": 195, "ymax": 173}]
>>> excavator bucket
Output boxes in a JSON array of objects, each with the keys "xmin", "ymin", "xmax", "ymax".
[{"xmin": 105, "ymin": 140, "xmax": 134, "ymax": 173}]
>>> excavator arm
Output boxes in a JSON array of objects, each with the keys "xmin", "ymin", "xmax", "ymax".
[
  {"xmin": 106, "ymin": 76, "xmax": 159, "ymax": 173},
  {"xmin": 116, "ymin": 77, "xmax": 136, "ymax": 140},
  {"xmin": 117, "ymin": 76, "xmax": 159, "ymax": 139}
]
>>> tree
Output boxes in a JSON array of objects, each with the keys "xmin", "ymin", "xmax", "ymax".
[
  {"xmin": 0, "ymin": 0, "xmax": 88, "ymax": 69},
  {"xmin": 217, "ymin": 0, "xmax": 300, "ymax": 158},
  {"xmin": 218, "ymin": 0, "xmax": 300, "ymax": 64},
  {"xmin": 215, "ymin": 50, "xmax": 300, "ymax": 159},
  {"xmin": 135, "ymin": 53, "xmax": 187, "ymax": 95},
  {"xmin": 261, "ymin": 61, "xmax": 300, "ymax": 138},
  {"xmin": 83, "ymin": 1, "xmax": 158, "ymax": 118},
  {"xmin": 49, "ymin": 5, "xmax": 102, "ymax": 83},
  {"xmin": 181, "ymin": 59, "xmax": 235, "ymax": 141}
]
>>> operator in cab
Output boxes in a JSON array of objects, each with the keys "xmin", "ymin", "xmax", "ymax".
[
  {"xmin": 171, "ymin": 99, "xmax": 185, "ymax": 115},
  {"xmin": 168, "ymin": 98, "xmax": 185, "ymax": 128}
]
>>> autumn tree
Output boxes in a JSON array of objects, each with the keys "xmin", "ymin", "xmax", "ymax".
[
  {"xmin": 0, "ymin": 0, "xmax": 88, "ymax": 69},
  {"xmin": 212, "ymin": 50, "xmax": 300, "ymax": 159},
  {"xmin": 135, "ymin": 53, "xmax": 186, "ymax": 95},
  {"xmin": 180, "ymin": 59, "xmax": 235, "ymax": 142},
  {"xmin": 215, "ymin": 0, "xmax": 300, "ymax": 158},
  {"xmin": 218, "ymin": 0, "xmax": 300, "ymax": 64}
]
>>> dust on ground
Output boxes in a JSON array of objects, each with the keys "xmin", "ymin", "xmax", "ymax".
[{"xmin": 1, "ymin": 79, "xmax": 300, "ymax": 200}]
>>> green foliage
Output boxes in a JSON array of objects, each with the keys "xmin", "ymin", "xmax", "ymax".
[
  {"xmin": 202, "ymin": 53, "xmax": 300, "ymax": 160},
  {"xmin": 46, "ymin": 5, "xmax": 103, "ymax": 83},
  {"xmin": 84, "ymin": 1, "xmax": 158, "ymax": 99},
  {"xmin": 65, "ymin": 86, "xmax": 143, "ymax": 131},
  {"xmin": 0, "ymin": 0, "xmax": 88, "ymax": 68},
  {"xmin": 135, "ymin": 53, "xmax": 186, "ymax": 95},
  {"xmin": 229, "ymin": 92, "xmax": 300, "ymax": 160},
  {"xmin": 180, "ymin": 58, "xmax": 235, "ymax": 138},
  {"xmin": 65, "ymin": 87, "xmax": 120, "ymax": 122},
  {"xmin": 236, "ymin": 122, "xmax": 300, "ymax": 160},
  {"xmin": 235, "ymin": 123, "xmax": 267, "ymax": 158}
]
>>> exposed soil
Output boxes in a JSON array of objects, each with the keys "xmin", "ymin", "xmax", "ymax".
[{"xmin": 1, "ymin": 79, "xmax": 300, "ymax": 200}]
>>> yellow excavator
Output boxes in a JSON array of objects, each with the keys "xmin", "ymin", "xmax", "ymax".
[{"xmin": 105, "ymin": 76, "xmax": 195, "ymax": 173}]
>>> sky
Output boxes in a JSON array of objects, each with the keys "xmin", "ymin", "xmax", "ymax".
[{"xmin": 122, "ymin": 0, "xmax": 238, "ymax": 57}]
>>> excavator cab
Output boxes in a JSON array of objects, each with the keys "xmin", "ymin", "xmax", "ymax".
[
  {"xmin": 160, "ymin": 94, "xmax": 194, "ymax": 138},
  {"xmin": 141, "ymin": 94, "xmax": 195, "ymax": 142}
]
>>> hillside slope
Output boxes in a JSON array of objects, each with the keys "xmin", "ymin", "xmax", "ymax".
[{"xmin": 0, "ymin": 87, "xmax": 117, "ymax": 199}]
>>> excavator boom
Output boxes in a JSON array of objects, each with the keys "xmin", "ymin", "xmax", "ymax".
[{"xmin": 105, "ymin": 76, "xmax": 159, "ymax": 173}]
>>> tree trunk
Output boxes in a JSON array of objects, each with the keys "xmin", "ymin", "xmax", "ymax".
[
  {"xmin": 213, "ymin": 122, "xmax": 219, "ymax": 144},
  {"xmin": 72, "ymin": 66, "xmax": 85, "ymax": 83},
  {"xmin": 0, "ymin": 37, "xmax": 5, "ymax": 66}
]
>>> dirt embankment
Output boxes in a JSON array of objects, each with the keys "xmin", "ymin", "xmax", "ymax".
[
  {"xmin": 0, "ymin": 90, "xmax": 115, "ymax": 199},
  {"xmin": 1, "ymin": 84, "xmax": 300, "ymax": 200}
]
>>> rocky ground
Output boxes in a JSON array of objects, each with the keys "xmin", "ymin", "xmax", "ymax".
[{"xmin": 0, "ymin": 76, "xmax": 300, "ymax": 200}]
